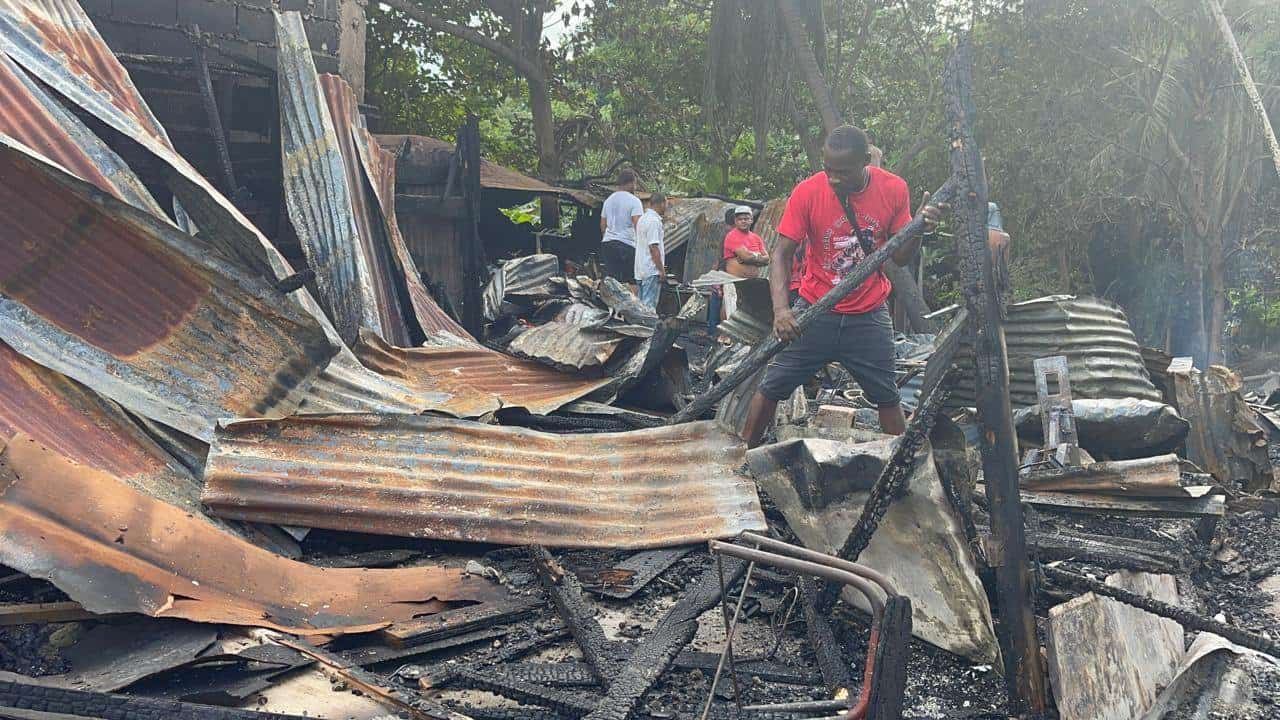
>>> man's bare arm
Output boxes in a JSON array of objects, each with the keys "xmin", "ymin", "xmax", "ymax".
[
  {"xmin": 770, "ymin": 236, "xmax": 800, "ymax": 341},
  {"xmin": 734, "ymin": 246, "xmax": 771, "ymax": 265},
  {"xmin": 649, "ymin": 244, "xmax": 664, "ymax": 276}
]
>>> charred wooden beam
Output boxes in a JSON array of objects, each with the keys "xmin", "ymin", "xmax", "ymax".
[
  {"xmin": 667, "ymin": 179, "xmax": 956, "ymax": 425},
  {"xmin": 379, "ymin": 596, "xmax": 542, "ymax": 649},
  {"xmin": 342, "ymin": 627, "xmax": 509, "ymax": 668},
  {"xmin": 944, "ymin": 36, "xmax": 1048, "ymax": 715},
  {"xmin": 815, "ymin": 386, "xmax": 950, "ymax": 613},
  {"xmin": 0, "ymin": 676, "xmax": 311, "ymax": 720},
  {"xmin": 867, "ymin": 595, "xmax": 912, "ymax": 720},
  {"xmin": 1041, "ymin": 565, "xmax": 1280, "ymax": 657},
  {"xmin": 452, "ymin": 668, "xmax": 599, "ymax": 717},
  {"xmin": 584, "ymin": 546, "xmax": 695, "ymax": 600},
  {"xmin": 582, "ymin": 559, "xmax": 748, "ymax": 720},
  {"xmin": 420, "ymin": 624, "xmax": 571, "ymax": 690},
  {"xmin": 797, "ymin": 577, "xmax": 855, "ymax": 696},
  {"xmin": 1024, "ymin": 527, "xmax": 1186, "ymax": 574},
  {"xmin": 529, "ymin": 546, "xmax": 620, "ymax": 683},
  {"xmin": 1008, "ymin": 488, "xmax": 1225, "ymax": 518}
]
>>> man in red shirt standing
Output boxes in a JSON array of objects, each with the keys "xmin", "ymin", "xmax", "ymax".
[
  {"xmin": 740, "ymin": 125, "xmax": 946, "ymax": 446},
  {"xmin": 722, "ymin": 206, "xmax": 769, "ymax": 278}
]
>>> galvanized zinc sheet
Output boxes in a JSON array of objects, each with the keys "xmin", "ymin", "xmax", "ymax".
[
  {"xmin": 0, "ymin": 136, "xmax": 336, "ymax": 441},
  {"xmin": 679, "ymin": 199, "xmax": 738, "ymax": 284},
  {"xmin": 507, "ymin": 321, "xmax": 626, "ymax": 371},
  {"xmin": 354, "ymin": 331, "xmax": 612, "ymax": 416},
  {"xmin": 202, "ymin": 415, "xmax": 766, "ymax": 549},
  {"xmin": 951, "ymin": 295, "xmax": 1161, "ymax": 409},
  {"xmin": 0, "ymin": 435, "xmax": 505, "ymax": 635},
  {"xmin": 319, "ymin": 72, "xmax": 413, "ymax": 346},
  {"xmin": 276, "ymin": 11, "xmax": 381, "ymax": 346}
]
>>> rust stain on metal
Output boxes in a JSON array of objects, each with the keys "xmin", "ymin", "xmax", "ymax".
[
  {"xmin": 0, "ymin": 138, "xmax": 336, "ymax": 442},
  {"xmin": 201, "ymin": 414, "xmax": 767, "ymax": 550},
  {"xmin": 356, "ymin": 331, "xmax": 612, "ymax": 417},
  {"xmin": 0, "ymin": 435, "xmax": 506, "ymax": 635}
]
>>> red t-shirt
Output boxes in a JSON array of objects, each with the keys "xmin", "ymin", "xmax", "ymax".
[
  {"xmin": 722, "ymin": 228, "xmax": 765, "ymax": 259},
  {"xmin": 776, "ymin": 167, "xmax": 912, "ymax": 314}
]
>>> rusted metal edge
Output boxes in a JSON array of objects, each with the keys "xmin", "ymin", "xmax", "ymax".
[
  {"xmin": 202, "ymin": 414, "xmax": 766, "ymax": 549},
  {"xmin": 0, "ymin": 435, "xmax": 506, "ymax": 635},
  {"xmin": 0, "ymin": 136, "xmax": 336, "ymax": 441}
]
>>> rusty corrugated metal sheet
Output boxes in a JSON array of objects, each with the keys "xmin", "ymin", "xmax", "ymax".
[
  {"xmin": 0, "ymin": 136, "xmax": 336, "ymax": 441},
  {"xmin": 202, "ymin": 415, "xmax": 766, "ymax": 549},
  {"xmin": 0, "ymin": 340, "xmax": 202, "ymax": 512},
  {"xmin": 0, "ymin": 435, "xmax": 505, "ymax": 634},
  {"xmin": 276, "ymin": 11, "xmax": 381, "ymax": 346},
  {"xmin": 347, "ymin": 98, "xmax": 472, "ymax": 342},
  {"xmin": 0, "ymin": 54, "xmax": 162, "ymax": 216},
  {"xmin": 355, "ymin": 331, "xmax": 612, "ymax": 416},
  {"xmin": 319, "ymin": 72, "xmax": 413, "ymax": 346}
]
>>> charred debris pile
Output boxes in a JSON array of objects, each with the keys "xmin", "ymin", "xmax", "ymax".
[{"xmin": 0, "ymin": 7, "xmax": 1275, "ymax": 720}]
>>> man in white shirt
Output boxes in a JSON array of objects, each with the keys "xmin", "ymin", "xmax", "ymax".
[
  {"xmin": 634, "ymin": 192, "xmax": 668, "ymax": 309},
  {"xmin": 599, "ymin": 168, "xmax": 643, "ymax": 288}
]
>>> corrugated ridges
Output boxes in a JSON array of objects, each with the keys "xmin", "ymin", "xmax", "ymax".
[
  {"xmin": 202, "ymin": 414, "xmax": 766, "ymax": 549},
  {"xmin": 0, "ymin": 137, "xmax": 335, "ymax": 442},
  {"xmin": 952, "ymin": 295, "xmax": 1161, "ymax": 408},
  {"xmin": 276, "ymin": 10, "xmax": 381, "ymax": 347},
  {"xmin": 507, "ymin": 321, "xmax": 625, "ymax": 371}
]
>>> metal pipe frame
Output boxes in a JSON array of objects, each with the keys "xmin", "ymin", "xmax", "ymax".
[{"xmin": 708, "ymin": 537, "xmax": 908, "ymax": 720}]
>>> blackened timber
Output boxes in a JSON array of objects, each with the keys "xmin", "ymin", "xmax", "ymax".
[
  {"xmin": 529, "ymin": 546, "xmax": 619, "ymax": 682},
  {"xmin": 582, "ymin": 559, "xmax": 749, "ymax": 720},
  {"xmin": 451, "ymin": 668, "xmax": 598, "ymax": 717},
  {"xmin": 815, "ymin": 387, "xmax": 951, "ymax": 613},
  {"xmin": 1026, "ymin": 527, "xmax": 1186, "ymax": 574},
  {"xmin": 421, "ymin": 625, "xmax": 572, "ymax": 689},
  {"xmin": 666, "ymin": 180, "xmax": 957, "ymax": 425},
  {"xmin": 915, "ymin": 309, "xmax": 969, "ymax": 404},
  {"xmin": 798, "ymin": 577, "xmax": 855, "ymax": 695},
  {"xmin": 0, "ymin": 676, "xmax": 310, "ymax": 720},
  {"xmin": 944, "ymin": 36, "xmax": 1048, "ymax": 715},
  {"xmin": 867, "ymin": 596, "xmax": 912, "ymax": 720},
  {"xmin": 1042, "ymin": 565, "xmax": 1280, "ymax": 657},
  {"xmin": 342, "ymin": 627, "xmax": 508, "ymax": 667},
  {"xmin": 670, "ymin": 652, "xmax": 820, "ymax": 685},
  {"xmin": 495, "ymin": 662, "xmax": 599, "ymax": 687}
]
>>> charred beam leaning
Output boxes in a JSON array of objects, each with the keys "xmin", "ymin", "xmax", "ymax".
[
  {"xmin": 667, "ymin": 179, "xmax": 957, "ymax": 425},
  {"xmin": 529, "ymin": 545, "xmax": 619, "ymax": 683},
  {"xmin": 581, "ymin": 558, "xmax": 749, "ymax": 720},
  {"xmin": 944, "ymin": 37, "xmax": 1049, "ymax": 715}
]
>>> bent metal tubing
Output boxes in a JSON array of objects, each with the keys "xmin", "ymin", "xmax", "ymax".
[{"xmin": 707, "ymin": 539, "xmax": 900, "ymax": 720}]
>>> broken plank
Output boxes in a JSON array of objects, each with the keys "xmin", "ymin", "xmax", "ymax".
[
  {"xmin": 420, "ymin": 625, "xmax": 572, "ymax": 690},
  {"xmin": 491, "ymin": 662, "xmax": 599, "ymax": 687},
  {"xmin": 0, "ymin": 602, "xmax": 111, "ymax": 626},
  {"xmin": 378, "ymin": 596, "xmax": 542, "ymax": 648},
  {"xmin": 584, "ymin": 546, "xmax": 695, "ymax": 599},
  {"xmin": 670, "ymin": 652, "xmax": 820, "ymax": 686},
  {"xmin": 1006, "ymin": 486, "xmax": 1225, "ymax": 517},
  {"xmin": 1019, "ymin": 454, "xmax": 1183, "ymax": 496},
  {"xmin": 798, "ymin": 577, "xmax": 855, "ymax": 695},
  {"xmin": 0, "ymin": 673, "xmax": 310, "ymax": 720},
  {"xmin": 451, "ymin": 667, "xmax": 598, "ymax": 716}
]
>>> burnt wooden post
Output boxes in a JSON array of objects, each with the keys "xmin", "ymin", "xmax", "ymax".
[{"xmin": 943, "ymin": 37, "xmax": 1048, "ymax": 716}]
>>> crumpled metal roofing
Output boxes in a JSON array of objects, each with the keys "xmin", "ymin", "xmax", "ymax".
[
  {"xmin": 951, "ymin": 295, "xmax": 1162, "ymax": 409},
  {"xmin": 507, "ymin": 321, "xmax": 627, "ymax": 371},
  {"xmin": 0, "ymin": 136, "xmax": 336, "ymax": 442},
  {"xmin": 0, "ymin": 340, "xmax": 202, "ymax": 513},
  {"xmin": 483, "ymin": 254, "xmax": 561, "ymax": 321},
  {"xmin": 276, "ymin": 11, "xmax": 382, "ymax": 347},
  {"xmin": 354, "ymin": 331, "xmax": 612, "ymax": 416},
  {"xmin": 346, "ymin": 98, "xmax": 471, "ymax": 341},
  {"xmin": 202, "ymin": 415, "xmax": 766, "ymax": 549},
  {"xmin": 0, "ymin": 53, "xmax": 162, "ymax": 217},
  {"xmin": 0, "ymin": 435, "xmax": 506, "ymax": 635},
  {"xmin": 662, "ymin": 197, "xmax": 735, "ymax": 255}
]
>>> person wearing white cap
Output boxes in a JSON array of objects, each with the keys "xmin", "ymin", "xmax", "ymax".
[{"xmin": 722, "ymin": 205, "xmax": 768, "ymax": 278}]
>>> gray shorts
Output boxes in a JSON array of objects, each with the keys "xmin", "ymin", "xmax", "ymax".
[{"xmin": 759, "ymin": 300, "xmax": 900, "ymax": 407}]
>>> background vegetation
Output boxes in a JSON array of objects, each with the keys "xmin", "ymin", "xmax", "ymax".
[{"xmin": 367, "ymin": 0, "xmax": 1280, "ymax": 368}]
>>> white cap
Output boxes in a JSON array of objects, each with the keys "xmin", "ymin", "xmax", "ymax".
[{"xmin": 734, "ymin": 205, "xmax": 753, "ymax": 216}]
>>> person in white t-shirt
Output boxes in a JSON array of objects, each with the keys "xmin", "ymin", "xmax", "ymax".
[
  {"xmin": 634, "ymin": 192, "xmax": 668, "ymax": 309},
  {"xmin": 599, "ymin": 169, "xmax": 643, "ymax": 288}
]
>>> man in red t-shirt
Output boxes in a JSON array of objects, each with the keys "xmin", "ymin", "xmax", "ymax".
[
  {"xmin": 722, "ymin": 206, "xmax": 768, "ymax": 278},
  {"xmin": 740, "ymin": 126, "xmax": 946, "ymax": 447}
]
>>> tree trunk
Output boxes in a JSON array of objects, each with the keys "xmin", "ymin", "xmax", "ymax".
[
  {"xmin": 1180, "ymin": 235, "xmax": 1209, "ymax": 367},
  {"xmin": 1207, "ymin": 234, "xmax": 1227, "ymax": 364},
  {"xmin": 786, "ymin": 96, "xmax": 822, "ymax": 172},
  {"xmin": 777, "ymin": 0, "xmax": 839, "ymax": 136},
  {"xmin": 527, "ymin": 71, "xmax": 561, "ymax": 228},
  {"xmin": 1207, "ymin": 0, "xmax": 1280, "ymax": 181}
]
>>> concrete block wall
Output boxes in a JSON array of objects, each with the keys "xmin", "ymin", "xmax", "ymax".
[{"xmin": 85, "ymin": 0, "xmax": 366, "ymax": 98}]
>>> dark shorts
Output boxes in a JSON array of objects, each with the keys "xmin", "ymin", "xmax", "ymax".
[
  {"xmin": 759, "ymin": 300, "xmax": 900, "ymax": 407},
  {"xmin": 600, "ymin": 241, "xmax": 634, "ymax": 282}
]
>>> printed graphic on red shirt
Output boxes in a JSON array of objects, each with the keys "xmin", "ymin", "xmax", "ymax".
[{"xmin": 776, "ymin": 167, "xmax": 911, "ymax": 314}]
